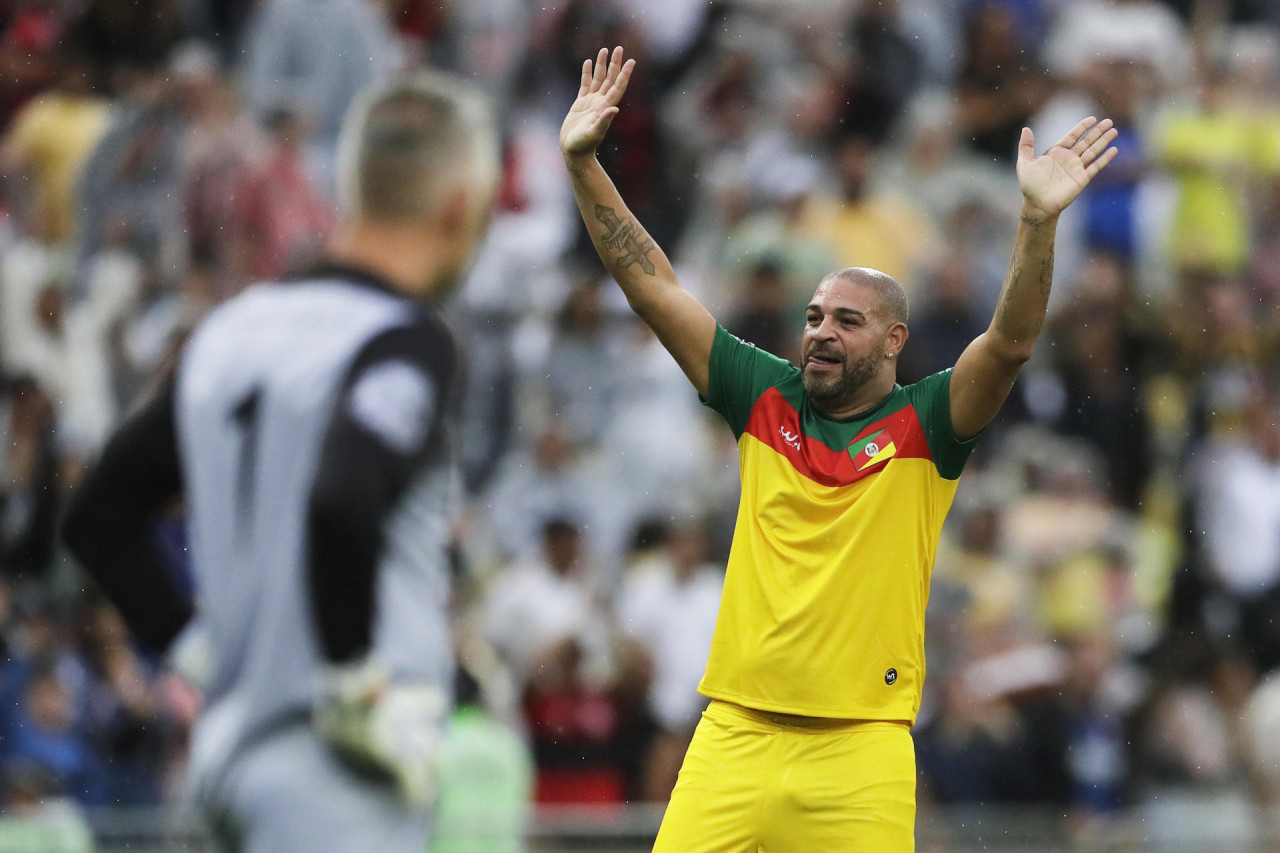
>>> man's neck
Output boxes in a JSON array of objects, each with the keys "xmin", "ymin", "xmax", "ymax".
[
  {"xmin": 326, "ymin": 223, "xmax": 446, "ymax": 301},
  {"xmin": 812, "ymin": 376, "xmax": 896, "ymax": 421}
]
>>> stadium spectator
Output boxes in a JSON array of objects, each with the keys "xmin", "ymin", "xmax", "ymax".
[
  {"xmin": 176, "ymin": 41, "xmax": 262, "ymax": 297},
  {"xmin": 954, "ymin": 2, "xmax": 1050, "ymax": 165},
  {"xmin": 1193, "ymin": 387, "xmax": 1280, "ymax": 672},
  {"xmin": 73, "ymin": 65, "xmax": 187, "ymax": 297},
  {"xmin": 832, "ymin": 0, "xmax": 925, "ymax": 143},
  {"xmin": 803, "ymin": 133, "xmax": 936, "ymax": 295},
  {"xmin": 77, "ymin": 601, "xmax": 171, "ymax": 806},
  {"xmin": 615, "ymin": 520, "xmax": 722, "ymax": 802},
  {"xmin": 598, "ymin": 320, "xmax": 719, "ymax": 529},
  {"xmin": 483, "ymin": 425, "xmax": 630, "ymax": 566},
  {"xmin": 874, "ymin": 92, "xmax": 1020, "ymax": 240},
  {"xmin": 725, "ymin": 257, "xmax": 797, "ymax": 363},
  {"xmin": 4, "ymin": 664, "xmax": 102, "ymax": 806},
  {"xmin": 712, "ymin": 156, "xmax": 834, "ymax": 317},
  {"xmin": 0, "ymin": 0, "xmax": 71, "ymax": 130},
  {"xmin": 521, "ymin": 636, "xmax": 629, "ymax": 805},
  {"xmin": 230, "ymin": 107, "xmax": 334, "ymax": 284},
  {"xmin": 241, "ymin": 0, "xmax": 401, "ymax": 194},
  {"xmin": 484, "ymin": 517, "xmax": 613, "ymax": 688},
  {"xmin": 431, "ymin": 664, "xmax": 533, "ymax": 853},
  {"xmin": 1046, "ymin": 0, "xmax": 1189, "ymax": 93},
  {"xmin": 1044, "ymin": 258, "xmax": 1153, "ymax": 508},
  {"xmin": 68, "ymin": 0, "xmax": 185, "ymax": 87},
  {"xmin": 2, "ymin": 36, "xmax": 110, "ymax": 248},
  {"xmin": 542, "ymin": 280, "xmax": 623, "ymax": 446},
  {"xmin": 895, "ymin": 250, "xmax": 991, "ymax": 385},
  {"xmin": 1152, "ymin": 61, "xmax": 1276, "ymax": 278}
]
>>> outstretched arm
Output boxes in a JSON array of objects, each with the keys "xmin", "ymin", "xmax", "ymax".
[
  {"xmin": 561, "ymin": 47, "xmax": 716, "ymax": 397},
  {"xmin": 949, "ymin": 117, "xmax": 1119, "ymax": 440}
]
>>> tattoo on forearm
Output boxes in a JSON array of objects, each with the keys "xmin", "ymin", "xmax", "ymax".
[
  {"xmin": 994, "ymin": 266, "xmax": 1015, "ymax": 335},
  {"xmin": 994, "ymin": 247, "xmax": 1056, "ymax": 340},
  {"xmin": 594, "ymin": 204, "xmax": 657, "ymax": 276}
]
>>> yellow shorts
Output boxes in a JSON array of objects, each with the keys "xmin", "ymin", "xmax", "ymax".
[{"xmin": 652, "ymin": 700, "xmax": 915, "ymax": 853}]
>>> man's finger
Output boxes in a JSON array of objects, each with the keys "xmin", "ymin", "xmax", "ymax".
[
  {"xmin": 1085, "ymin": 146, "xmax": 1119, "ymax": 179},
  {"xmin": 1056, "ymin": 116, "xmax": 1097, "ymax": 151},
  {"xmin": 606, "ymin": 59, "xmax": 636, "ymax": 104},
  {"xmin": 606, "ymin": 46, "xmax": 625, "ymax": 86},
  {"xmin": 590, "ymin": 48, "xmax": 608, "ymax": 92},
  {"xmin": 1072, "ymin": 118, "xmax": 1113, "ymax": 155},
  {"xmin": 593, "ymin": 106, "xmax": 619, "ymax": 135},
  {"xmin": 1017, "ymin": 126, "xmax": 1035, "ymax": 165},
  {"xmin": 578, "ymin": 60, "xmax": 592, "ymax": 99},
  {"xmin": 1081, "ymin": 127, "xmax": 1118, "ymax": 165}
]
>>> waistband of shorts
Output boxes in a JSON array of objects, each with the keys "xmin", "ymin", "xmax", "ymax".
[{"xmin": 706, "ymin": 699, "xmax": 910, "ymax": 733}]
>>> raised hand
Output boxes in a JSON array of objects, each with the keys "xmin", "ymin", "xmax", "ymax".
[
  {"xmin": 1017, "ymin": 117, "xmax": 1119, "ymax": 222},
  {"xmin": 560, "ymin": 47, "xmax": 635, "ymax": 160}
]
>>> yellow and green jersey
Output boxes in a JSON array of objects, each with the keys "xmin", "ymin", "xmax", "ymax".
[{"xmin": 698, "ymin": 326, "xmax": 977, "ymax": 723}]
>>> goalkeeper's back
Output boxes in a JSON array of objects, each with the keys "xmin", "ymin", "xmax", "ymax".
[{"xmin": 176, "ymin": 273, "xmax": 456, "ymax": 790}]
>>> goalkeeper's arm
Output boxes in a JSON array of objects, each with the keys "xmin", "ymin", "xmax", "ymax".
[
  {"xmin": 307, "ymin": 322, "xmax": 454, "ymax": 806},
  {"xmin": 62, "ymin": 379, "xmax": 193, "ymax": 654}
]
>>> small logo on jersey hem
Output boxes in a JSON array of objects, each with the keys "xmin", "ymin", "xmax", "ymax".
[{"xmin": 885, "ymin": 668, "xmax": 898, "ymax": 686}]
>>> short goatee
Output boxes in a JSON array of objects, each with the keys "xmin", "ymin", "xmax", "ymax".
[{"xmin": 803, "ymin": 346, "xmax": 883, "ymax": 407}]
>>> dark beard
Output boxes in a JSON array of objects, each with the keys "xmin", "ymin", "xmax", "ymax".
[{"xmin": 802, "ymin": 345, "xmax": 883, "ymax": 409}]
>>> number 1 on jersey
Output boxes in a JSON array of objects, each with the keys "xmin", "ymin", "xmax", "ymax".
[{"xmin": 231, "ymin": 386, "xmax": 263, "ymax": 544}]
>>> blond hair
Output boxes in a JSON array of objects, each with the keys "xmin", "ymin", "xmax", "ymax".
[{"xmin": 336, "ymin": 71, "xmax": 499, "ymax": 222}]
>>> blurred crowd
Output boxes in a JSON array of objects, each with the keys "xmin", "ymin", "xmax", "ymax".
[{"xmin": 2, "ymin": 0, "xmax": 1280, "ymax": 845}]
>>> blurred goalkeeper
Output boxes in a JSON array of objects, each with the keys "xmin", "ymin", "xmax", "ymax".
[
  {"xmin": 63, "ymin": 72, "xmax": 498, "ymax": 851},
  {"xmin": 562, "ymin": 48, "xmax": 1117, "ymax": 851}
]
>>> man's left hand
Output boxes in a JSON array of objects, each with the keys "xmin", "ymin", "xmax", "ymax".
[{"xmin": 1017, "ymin": 117, "xmax": 1119, "ymax": 222}]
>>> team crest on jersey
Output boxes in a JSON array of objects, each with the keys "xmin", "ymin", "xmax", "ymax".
[{"xmin": 847, "ymin": 429, "xmax": 897, "ymax": 471}]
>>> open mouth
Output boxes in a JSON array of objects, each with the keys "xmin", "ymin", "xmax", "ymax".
[{"xmin": 806, "ymin": 353, "xmax": 841, "ymax": 369}]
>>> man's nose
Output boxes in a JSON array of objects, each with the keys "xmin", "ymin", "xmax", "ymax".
[{"xmin": 811, "ymin": 316, "xmax": 837, "ymax": 339}]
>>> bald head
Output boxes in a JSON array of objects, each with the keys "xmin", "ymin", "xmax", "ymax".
[
  {"xmin": 800, "ymin": 266, "xmax": 911, "ymax": 417},
  {"xmin": 336, "ymin": 71, "xmax": 499, "ymax": 224},
  {"xmin": 817, "ymin": 267, "xmax": 909, "ymax": 326}
]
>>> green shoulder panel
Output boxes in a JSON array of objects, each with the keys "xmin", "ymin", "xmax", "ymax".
[
  {"xmin": 701, "ymin": 325, "xmax": 799, "ymax": 437},
  {"xmin": 903, "ymin": 368, "xmax": 980, "ymax": 480}
]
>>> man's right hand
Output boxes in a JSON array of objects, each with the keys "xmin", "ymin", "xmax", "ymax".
[
  {"xmin": 557, "ymin": 44, "xmax": 716, "ymax": 399},
  {"xmin": 560, "ymin": 46, "xmax": 635, "ymax": 161}
]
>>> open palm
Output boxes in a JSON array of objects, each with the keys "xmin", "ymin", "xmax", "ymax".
[
  {"xmin": 1017, "ymin": 117, "xmax": 1119, "ymax": 220},
  {"xmin": 561, "ymin": 47, "xmax": 635, "ymax": 158}
]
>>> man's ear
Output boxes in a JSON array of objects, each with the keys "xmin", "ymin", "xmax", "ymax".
[
  {"xmin": 886, "ymin": 322, "xmax": 909, "ymax": 359},
  {"xmin": 437, "ymin": 185, "xmax": 470, "ymax": 239}
]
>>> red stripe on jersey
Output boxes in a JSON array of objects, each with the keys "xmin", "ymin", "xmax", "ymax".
[{"xmin": 742, "ymin": 387, "xmax": 935, "ymax": 487}]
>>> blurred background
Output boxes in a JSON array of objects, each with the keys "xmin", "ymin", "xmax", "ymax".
[{"xmin": 0, "ymin": 0, "xmax": 1279, "ymax": 850}]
